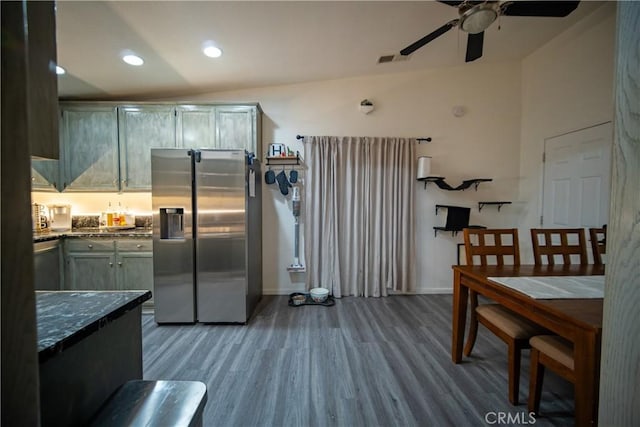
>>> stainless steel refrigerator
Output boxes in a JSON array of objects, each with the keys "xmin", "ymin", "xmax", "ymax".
[{"xmin": 151, "ymin": 149, "xmax": 262, "ymax": 323}]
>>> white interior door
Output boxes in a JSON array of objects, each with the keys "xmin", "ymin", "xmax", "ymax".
[{"xmin": 542, "ymin": 122, "xmax": 612, "ymax": 228}]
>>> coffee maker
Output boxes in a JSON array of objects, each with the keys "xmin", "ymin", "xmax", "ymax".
[{"xmin": 48, "ymin": 204, "xmax": 72, "ymax": 231}]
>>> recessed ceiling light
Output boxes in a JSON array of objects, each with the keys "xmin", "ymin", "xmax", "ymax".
[
  {"xmin": 202, "ymin": 41, "xmax": 223, "ymax": 58},
  {"xmin": 122, "ymin": 54, "xmax": 144, "ymax": 66},
  {"xmin": 55, "ymin": 65, "xmax": 66, "ymax": 75}
]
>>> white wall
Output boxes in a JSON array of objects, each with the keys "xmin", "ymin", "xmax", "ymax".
[
  {"xmin": 36, "ymin": 2, "xmax": 615, "ymax": 295},
  {"xmin": 176, "ymin": 62, "xmax": 522, "ymax": 294},
  {"xmin": 518, "ymin": 2, "xmax": 616, "ymax": 263}
]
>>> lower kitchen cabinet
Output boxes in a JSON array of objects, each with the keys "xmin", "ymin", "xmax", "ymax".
[
  {"xmin": 64, "ymin": 237, "xmax": 154, "ymax": 306},
  {"xmin": 66, "ymin": 252, "xmax": 117, "ymax": 290},
  {"xmin": 34, "ymin": 239, "xmax": 62, "ymax": 290},
  {"xmin": 116, "ymin": 239, "xmax": 153, "ymax": 302}
]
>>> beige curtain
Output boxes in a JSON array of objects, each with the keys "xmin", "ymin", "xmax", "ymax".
[{"xmin": 304, "ymin": 136, "xmax": 416, "ymax": 297}]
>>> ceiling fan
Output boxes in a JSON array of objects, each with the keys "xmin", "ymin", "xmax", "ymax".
[{"xmin": 399, "ymin": 1, "xmax": 580, "ymax": 62}]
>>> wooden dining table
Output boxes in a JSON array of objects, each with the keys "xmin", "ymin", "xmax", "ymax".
[{"xmin": 451, "ymin": 264, "xmax": 605, "ymax": 427}]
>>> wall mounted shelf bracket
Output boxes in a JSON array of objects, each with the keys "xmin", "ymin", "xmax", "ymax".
[
  {"xmin": 417, "ymin": 177, "xmax": 492, "ymax": 191},
  {"xmin": 478, "ymin": 201, "xmax": 512, "ymax": 212},
  {"xmin": 417, "ymin": 176, "xmax": 446, "ymax": 189}
]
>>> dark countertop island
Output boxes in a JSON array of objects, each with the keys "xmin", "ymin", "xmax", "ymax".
[
  {"xmin": 36, "ymin": 290, "xmax": 151, "ymax": 363},
  {"xmin": 37, "ymin": 290, "xmax": 152, "ymax": 425}
]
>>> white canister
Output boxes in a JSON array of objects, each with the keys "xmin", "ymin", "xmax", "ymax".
[{"xmin": 417, "ymin": 156, "xmax": 432, "ymax": 179}]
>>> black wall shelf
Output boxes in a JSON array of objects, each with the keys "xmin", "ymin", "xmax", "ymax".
[
  {"xmin": 417, "ymin": 177, "xmax": 492, "ymax": 191},
  {"xmin": 435, "ymin": 204, "xmax": 462, "ymax": 215},
  {"xmin": 478, "ymin": 201, "xmax": 512, "ymax": 212},
  {"xmin": 433, "ymin": 225, "xmax": 487, "ymax": 237},
  {"xmin": 432, "ymin": 204, "xmax": 487, "ymax": 237}
]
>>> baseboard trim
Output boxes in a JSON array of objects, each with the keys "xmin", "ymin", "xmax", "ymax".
[{"xmin": 262, "ymin": 287, "xmax": 452, "ymax": 296}]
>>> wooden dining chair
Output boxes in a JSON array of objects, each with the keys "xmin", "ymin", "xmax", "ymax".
[
  {"xmin": 528, "ymin": 335, "xmax": 576, "ymax": 415},
  {"xmin": 589, "ymin": 226, "xmax": 607, "ymax": 265},
  {"xmin": 530, "ymin": 228, "xmax": 588, "ymax": 265},
  {"xmin": 463, "ymin": 228, "xmax": 547, "ymax": 405}
]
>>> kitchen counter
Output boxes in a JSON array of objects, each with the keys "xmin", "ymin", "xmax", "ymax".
[
  {"xmin": 36, "ymin": 290, "xmax": 151, "ymax": 363},
  {"xmin": 33, "ymin": 228, "xmax": 152, "ymax": 242},
  {"xmin": 37, "ymin": 290, "xmax": 151, "ymax": 425}
]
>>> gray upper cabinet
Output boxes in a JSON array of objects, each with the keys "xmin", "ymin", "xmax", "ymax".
[
  {"xmin": 216, "ymin": 105, "xmax": 260, "ymax": 154},
  {"xmin": 61, "ymin": 105, "xmax": 119, "ymax": 191},
  {"xmin": 56, "ymin": 102, "xmax": 261, "ymax": 192},
  {"xmin": 31, "ymin": 159, "xmax": 60, "ymax": 191},
  {"xmin": 176, "ymin": 105, "xmax": 216, "ymax": 148},
  {"xmin": 118, "ymin": 106, "xmax": 177, "ymax": 191}
]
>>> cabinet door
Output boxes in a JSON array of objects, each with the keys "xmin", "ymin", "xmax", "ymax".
[
  {"xmin": 176, "ymin": 105, "xmax": 216, "ymax": 148},
  {"xmin": 65, "ymin": 253, "xmax": 116, "ymax": 290},
  {"xmin": 215, "ymin": 106, "xmax": 257, "ymax": 152},
  {"xmin": 60, "ymin": 105, "xmax": 119, "ymax": 191},
  {"xmin": 119, "ymin": 106, "xmax": 177, "ymax": 191},
  {"xmin": 117, "ymin": 252, "xmax": 154, "ymax": 304},
  {"xmin": 31, "ymin": 159, "xmax": 59, "ymax": 191},
  {"xmin": 27, "ymin": 1, "xmax": 59, "ymax": 160}
]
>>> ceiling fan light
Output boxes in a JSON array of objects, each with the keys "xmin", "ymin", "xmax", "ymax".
[{"xmin": 460, "ymin": 6, "xmax": 498, "ymax": 34}]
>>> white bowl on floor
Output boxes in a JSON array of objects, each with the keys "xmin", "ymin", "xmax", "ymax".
[{"xmin": 309, "ymin": 287, "xmax": 329, "ymax": 303}]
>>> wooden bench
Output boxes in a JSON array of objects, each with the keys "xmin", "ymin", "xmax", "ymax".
[{"xmin": 90, "ymin": 380, "xmax": 207, "ymax": 427}]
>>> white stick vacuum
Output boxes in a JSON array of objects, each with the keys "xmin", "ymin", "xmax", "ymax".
[{"xmin": 289, "ymin": 186, "xmax": 305, "ymax": 271}]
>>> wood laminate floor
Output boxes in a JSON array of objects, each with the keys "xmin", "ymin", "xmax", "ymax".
[{"xmin": 142, "ymin": 295, "xmax": 575, "ymax": 426}]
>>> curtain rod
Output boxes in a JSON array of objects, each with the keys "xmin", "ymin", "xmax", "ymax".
[{"xmin": 296, "ymin": 135, "xmax": 432, "ymax": 143}]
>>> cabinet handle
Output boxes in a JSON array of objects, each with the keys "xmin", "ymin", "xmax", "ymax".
[
  {"xmin": 118, "ymin": 262, "xmax": 123, "ymax": 266},
  {"xmin": 113, "ymin": 179, "xmax": 118, "ymax": 185},
  {"xmin": 136, "ymin": 244, "xmax": 142, "ymax": 248},
  {"xmin": 88, "ymin": 244, "xmax": 93, "ymax": 249},
  {"xmin": 109, "ymin": 262, "xmax": 113, "ymax": 267}
]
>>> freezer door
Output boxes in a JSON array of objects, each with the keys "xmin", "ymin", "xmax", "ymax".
[
  {"xmin": 195, "ymin": 150, "xmax": 247, "ymax": 322},
  {"xmin": 152, "ymin": 149, "xmax": 196, "ymax": 323}
]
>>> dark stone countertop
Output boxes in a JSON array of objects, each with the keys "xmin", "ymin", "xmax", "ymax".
[
  {"xmin": 36, "ymin": 290, "xmax": 152, "ymax": 363},
  {"xmin": 33, "ymin": 228, "xmax": 152, "ymax": 242}
]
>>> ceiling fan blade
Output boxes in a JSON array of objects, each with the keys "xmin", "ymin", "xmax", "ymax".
[
  {"xmin": 437, "ymin": 1, "xmax": 465, "ymax": 6},
  {"xmin": 465, "ymin": 31, "xmax": 484, "ymax": 62},
  {"xmin": 400, "ymin": 20, "xmax": 458, "ymax": 56},
  {"xmin": 502, "ymin": 1, "xmax": 580, "ymax": 17}
]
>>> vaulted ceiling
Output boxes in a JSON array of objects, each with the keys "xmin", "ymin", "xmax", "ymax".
[{"xmin": 56, "ymin": 1, "xmax": 603, "ymax": 99}]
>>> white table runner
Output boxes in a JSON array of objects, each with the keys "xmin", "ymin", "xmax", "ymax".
[{"xmin": 488, "ymin": 275, "xmax": 604, "ymax": 299}]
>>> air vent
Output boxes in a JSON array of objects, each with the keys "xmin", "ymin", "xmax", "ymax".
[{"xmin": 377, "ymin": 54, "xmax": 410, "ymax": 64}]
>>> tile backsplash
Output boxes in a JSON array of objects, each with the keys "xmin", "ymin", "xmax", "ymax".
[{"xmin": 72, "ymin": 215, "xmax": 152, "ymax": 229}]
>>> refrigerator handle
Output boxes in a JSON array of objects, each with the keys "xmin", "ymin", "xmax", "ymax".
[{"xmin": 187, "ymin": 149, "xmax": 201, "ymax": 162}]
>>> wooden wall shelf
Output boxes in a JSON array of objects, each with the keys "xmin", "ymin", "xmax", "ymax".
[{"xmin": 266, "ymin": 153, "xmax": 301, "ymax": 166}]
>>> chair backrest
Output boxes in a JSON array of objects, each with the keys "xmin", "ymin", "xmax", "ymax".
[
  {"xmin": 463, "ymin": 228, "xmax": 520, "ymax": 266},
  {"xmin": 589, "ymin": 226, "xmax": 607, "ymax": 265},
  {"xmin": 530, "ymin": 228, "xmax": 588, "ymax": 265}
]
